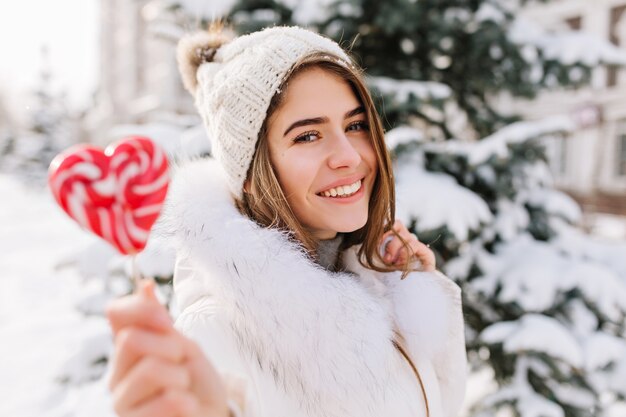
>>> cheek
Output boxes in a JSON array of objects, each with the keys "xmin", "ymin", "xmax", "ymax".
[
  {"xmin": 272, "ymin": 150, "xmax": 320, "ymax": 198},
  {"xmin": 359, "ymin": 138, "xmax": 379, "ymax": 174}
]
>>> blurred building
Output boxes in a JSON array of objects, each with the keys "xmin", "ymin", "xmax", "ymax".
[
  {"xmin": 85, "ymin": 0, "xmax": 197, "ymax": 144},
  {"xmin": 509, "ymin": 0, "xmax": 626, "ymax": 223}
]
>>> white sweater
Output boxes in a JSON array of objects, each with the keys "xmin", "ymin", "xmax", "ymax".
[{"xmin": 162, "ymin": 158, "xmax": 467, "ymax": 417}]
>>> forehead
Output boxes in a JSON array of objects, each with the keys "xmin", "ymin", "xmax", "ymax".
[{"xmin": 273, "ymin": 67, "xmax": 361, "ymax": 119}]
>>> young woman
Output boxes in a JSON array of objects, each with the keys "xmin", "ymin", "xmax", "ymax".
[{"xmin": 107, "ymin": 26, "xmax": 467, "ymax": 417}]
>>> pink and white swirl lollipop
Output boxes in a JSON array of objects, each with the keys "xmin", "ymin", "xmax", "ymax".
[{"xmin": 48, "ymin": 136, "xmax": 169, "ymax": 256}]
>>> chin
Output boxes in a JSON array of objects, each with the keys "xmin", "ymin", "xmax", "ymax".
[{"xmin": 333, "ymin": 216, "xmax": 368, "ymax": 234}]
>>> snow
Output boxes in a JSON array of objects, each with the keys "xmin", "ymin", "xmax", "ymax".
[
  {"xmin": 565, "ymin": 299, "xmax": 599, "ymax": 337},
  {"xmin": 179, "ymin": 123, "xmax": 211, "ymax": 159},
  {"xmin": 481, "ymin": 314, "xmax": 583, "ymax": 367},
  {"xmin": 0, "ymin": 174, "xmax": 116, "ymax": 417},
  {"xmin": 516, "ymin": 390, "xmax": 564, "ymax": 417},
  {"xmin": 473, "ymin": 237, "xmax": 565, "ymax": 311},
  {"xmin": 109, "ymin": 122, "xmax": 210, "ymax": 161},
  {"xmin": 525, "ymin": 188, "xmax": 582, "ymax": 223},
  {"xmin": 546, "ymin": 380, "xmax": 596, "ymax": 410},
  {"xmin": 475, "ymin": 2, "xmax": 506, "ymax": 24},
  {"xmin": 425, "ymin": 116, "xmax": 574, "ymax": 166},
  {"xmin": 109, "ymin": 122, "xmax": 186, "ymax": 158},
  {"xmin": 232, "ymin": 0, "xmax": 339, "ymax": 25},
  {"xmin": 582, "ymin": 333, "xmax": 626, "ymax": 372},
  {"xmin": 286, "ymin": 0, "xmax": 335, "ymax": 25},
  {"xmin": 491, "ymin": 199, "xmax": 530, "ymax": 241},
  {"xmin": 481, "ymin": 358, "xmax": 566, "ymax": 417},
  {"xmin": 472, "ymin": 234, "xmax": 626, "ymax": 319},
  {"xmin": 368, "ymin": 76, "xmax": 452, "ymax": 102},
  {"xmin": 586, "ymin": 213, "xmax": 626, "ymax": 241},
  {"xmin": 606, "ymin": 403, "xmax": 626, "ymax": 417},
  {"xmin": 241, "ymin": 8, "xmax": 280, "ymax": 22},
  {"xmin": 136, "ymin": 234, "xmax": 176, "ymax": 279},
  {"xmin": 569, "ymin": 261, "xmax": 626, "ymax": 323},
  {"xmin": 395, "ymin": 155, "xmax": 493, "ymax": 241},
  {"xmin": 385, "ymin": 126, "xmax": 425, "ymax": 149},
  {"xmin": 444, "ymin": 241, "xmax": 480, "ymax": 281},
  {"xmin": 443, "ymin": 8, "xmax": 472, "ymax": 25},
  {"xmin": 509, "ymin": 18, "xmax": 626, "ymax": 67},
  {"xmin": 605, "ymin": 356, "xmax": 626, "ymax": 397},
  {"xmin": 163, "ymin": 0, "xmax": 237, "ymax": 20},
  {"xmin": 552, "ymin": 221, "xmax": 626, "ymax": 286},
  {"xmin": 149, "ymin": 19, "xmax": 186, "ymax": 41}
]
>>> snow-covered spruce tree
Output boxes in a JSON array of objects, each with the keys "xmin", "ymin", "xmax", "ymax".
[
  {"xmin": 14, "ymin": 46, "xmax": 77, "ymax": 181},
  {"xmin": 222, "ymin": 1, "xmax": 626, "ymax": 416},
  {"xmin": 0, "ymin": 92, "xmax": 17, "ymax": 161}
]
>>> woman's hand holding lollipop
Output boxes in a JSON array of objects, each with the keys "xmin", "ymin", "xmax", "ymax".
[
  {"xmin": 48, "ymin": 137, "xmax": 229, "ymax": 417},
  {"xmin": 106, "ymin": 281, "xmax": 229, "ymax": 417}
]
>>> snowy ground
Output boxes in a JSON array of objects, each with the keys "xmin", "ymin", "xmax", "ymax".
[
  {"xmin": 586, "ymin": 212, "xmax": 626, "ymax": 241},
  {"xmin": 0, "ymin": 174, "xmax": 115, "ymax": 417}
]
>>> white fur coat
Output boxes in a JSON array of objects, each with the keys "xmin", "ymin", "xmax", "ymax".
[{"xmin": 162, "ymin": 158, "xmax": 467, "ymax": 417}]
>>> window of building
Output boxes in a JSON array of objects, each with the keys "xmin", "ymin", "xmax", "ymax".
[
  {"xmin": 544, "ymin": 134, "xmax": 568, "ymax": 178},
  {"xmin": 565, "ymin": 16, "xmax": 582, "ymax": 31},
  {"xmin": 618, "ymin": 133, "xmax": 626, "ymax": 176},
  {"xmin": 608, "ymin": 5, "xmax": 626, "ymax": 87}
]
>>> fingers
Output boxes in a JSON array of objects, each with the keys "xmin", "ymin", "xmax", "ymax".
[
  {"xmin": 106, "ymin": 281, "xmax": 228, "ymax": 417},
  {"xmin": 112, "ymin": 356, "xmax": 191, "ymax": 413},
  {"xmin": 121, "ymin": 388, "xmax": 199, "ymax": 417},
  {"xmin": 182, "ymin": 337, "xmax": 227, "ymax": 404},
  {"xmin": 412, "ymin": 240, "xmax": 436, "ymax": 272},
  {"xmin": 109, "ymin": 327, "xmax": 187, "ymax": 389},
  {"xmin": 381, "ymin": 220, "xmax": 436, "ymax": 271},
  {"xmin": 381, "ymin": 220, "xmax": 414, "ymax": 264},
  {"xmin": 111, "ymin": 333, "xmax": 229, "ymax": 417},
  {"xmin": 383, "ymin": 234, "xmax": 406, "ymax": 264},
  {"xmin": 106, "ymin": 281, "xmax": 173, "ymax": 335}
]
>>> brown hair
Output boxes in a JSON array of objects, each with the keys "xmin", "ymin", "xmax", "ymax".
[{"xmin": 236, "ymin": 52, "xmax": 413, "ymax": 275}]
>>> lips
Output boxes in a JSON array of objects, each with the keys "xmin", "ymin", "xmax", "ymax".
[
  {"xmin": 318, "ymin": 179, "xmax": 362, "ymax": 197},
  {"xmin": 316, "ymin": 174, "xmax": 365, "ymax": 195}
]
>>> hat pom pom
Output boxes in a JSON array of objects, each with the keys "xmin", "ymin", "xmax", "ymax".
[{"xmin": 177, "ymin": 29, "xmax": 233, "ymax": 94}]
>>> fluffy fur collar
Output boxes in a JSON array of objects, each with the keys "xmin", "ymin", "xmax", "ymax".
[{"xmin": 161, "ymin": 158, "xmax": 461, "ymax": 416}]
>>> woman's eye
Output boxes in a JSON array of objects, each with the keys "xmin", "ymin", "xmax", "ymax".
[
  {"xmin": 347, "ymin": 121, "xmax": 369, "ymax": 132},
  {"xmin": 294, "ymin": 131, "xmax": 320, "ymax": 143}
]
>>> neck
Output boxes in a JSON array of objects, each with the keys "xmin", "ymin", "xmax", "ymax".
[{"xmin": 316, "ymin": 233, "xmax": 344, "ymax": 270}]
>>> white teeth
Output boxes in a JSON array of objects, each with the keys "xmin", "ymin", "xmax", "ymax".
[{"xmin": 319, "ymin": 179, "xmax": 362, "ymax": 198}]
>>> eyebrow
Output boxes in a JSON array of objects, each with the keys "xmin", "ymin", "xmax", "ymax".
[{"xmin": 282, "ymin": 106, "xmax": 365, "ymax": 137}]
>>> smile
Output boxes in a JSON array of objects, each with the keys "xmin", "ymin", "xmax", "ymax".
[{"xmin": 318, "ymin": 179, "xmax": 362, "ymax": 198}]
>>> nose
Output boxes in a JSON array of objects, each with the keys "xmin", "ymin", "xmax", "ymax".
[{"xmin": 327, "ymin": 131, "xmax": 362, "ymax": 169}]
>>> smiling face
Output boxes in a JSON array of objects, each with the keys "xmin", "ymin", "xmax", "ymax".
[{"xmin": 264, "ymin": 67, "xmax": 378, "ymax": 240}]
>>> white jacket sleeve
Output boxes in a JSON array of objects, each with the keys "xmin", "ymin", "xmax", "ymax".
[
  {"xmin": 173, "ymin": 256, "xmax": 259, "ymax": 417},
  {"xmin": 430, "ymin": 271, "xmax": 468, "ymax": 417}
]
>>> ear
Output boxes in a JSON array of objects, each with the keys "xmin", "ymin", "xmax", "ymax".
[{"xmin": 243, "ymin": 178, "xmax": 251, "ymax": 194}]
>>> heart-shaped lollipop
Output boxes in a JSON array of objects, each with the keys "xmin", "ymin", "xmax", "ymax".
[{"xmin": 48, "ymin": 136, "xmax": 169, "ymax": 255}]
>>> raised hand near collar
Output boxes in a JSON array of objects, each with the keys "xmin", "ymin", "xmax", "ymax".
[{"xmin": 380, "ymin": 220, "xmax": 436, "ymax": 272}]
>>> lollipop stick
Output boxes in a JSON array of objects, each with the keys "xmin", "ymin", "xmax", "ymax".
[{"xmin": 131, "ymin": 254, "xmax": 143, "ymax": 290}]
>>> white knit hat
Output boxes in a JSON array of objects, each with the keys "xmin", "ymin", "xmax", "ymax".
[{"xmin": 177, "ymin": 26, "xmax": 352, "ymax": 198}]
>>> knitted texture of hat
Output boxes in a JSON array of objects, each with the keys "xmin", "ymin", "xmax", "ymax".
[{"xmin": 190, "ymin": 26, "xmax": 352, "ymax": 198}]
